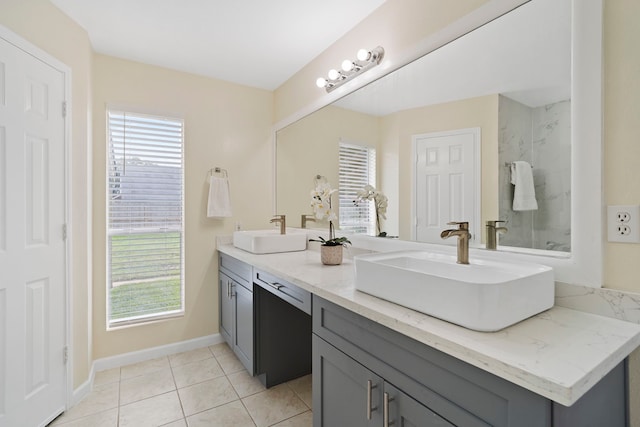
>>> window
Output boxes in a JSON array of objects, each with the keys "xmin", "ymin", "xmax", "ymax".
[
  {"xmin": 107, "ymin": 110, "xmax": 184, "ymax": 327},
  {"xmin": 339, "ymin": 141, "xmax": 376, "ymax": 234}
]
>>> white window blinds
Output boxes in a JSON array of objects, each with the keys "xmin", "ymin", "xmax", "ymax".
[
  {"xmin": 339, "ymin": 141, "xmax": 376, "ymax": 234},
  {"xmin": 107, "ymin": 110, "xmax": 185, "ymax": 326}
]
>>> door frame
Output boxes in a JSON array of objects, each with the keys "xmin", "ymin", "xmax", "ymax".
[
  {"xmin": 410, "ymin": 127, "xmax": 481, "ymax": 244},
  {"xmin": 0, "ymin": 24, "xmax": 73, "ymax": 414}
]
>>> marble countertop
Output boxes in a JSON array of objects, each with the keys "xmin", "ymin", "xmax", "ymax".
[{"xmin": 218, "ymin": 244, "xmax": 640, "ymax": 406}]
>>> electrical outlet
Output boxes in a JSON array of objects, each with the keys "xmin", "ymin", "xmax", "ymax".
[
  {"xmin": 617, "ymin": 224, "xmax": 631, "ymax": 235},
  {"xmin": 608, "ymin": 205, "xmax": 640, "ymax": 243},
  {"xmin": 616, "ymin": 211, "xmax": 631, "ymax": 223}
]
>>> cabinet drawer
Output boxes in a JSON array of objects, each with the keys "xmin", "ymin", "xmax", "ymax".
[
  {"xmin": 313, "ymin": 296, "xmax": 550, "ymax": 427},
  {"xmin": 219, "ymin": 253, "xmax": 252, "ymax": 290},
  {"xmin": 253, "ymin": 269, "xmax": 311, "ymax": 315}
]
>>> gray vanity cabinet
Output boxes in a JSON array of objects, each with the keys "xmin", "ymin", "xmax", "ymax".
[
  {"xmin": 217, "ymin": 251, "xmax": 629, "ymax": 425},
  {"xmin": 313, "ymin": 295, "xmax": 629, "ymax": 427},
  {"xmin": 219, "ymin": 253, "xmax": 253, "ymax": 374}
]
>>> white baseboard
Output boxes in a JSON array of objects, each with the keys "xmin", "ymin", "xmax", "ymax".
[
  {"xmin": 71, "ymin": 333, "xmax": 223, "ymax": 406},
  {"xmin": 92, "ymin": 333, "xmax": 224, "ymax": 372},
  {"xmin": 71, "ymin": 374, "xmax": 94, "ymax": 407}
]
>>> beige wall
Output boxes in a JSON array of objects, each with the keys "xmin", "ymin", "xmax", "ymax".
[
  {"xmin": 604, "ymin": 0, "xmax": 640, "ymax": 292},
  {"xmin": 92, "ymin": 54, "xmax": 273, "ymax": 359},
  {"xmin": 380, "ymin": 95, "xmax": 499, "ymax": 241},
  {"xmin": 0, "ymin": 0, "xmax": 93, "ymax": 388}
]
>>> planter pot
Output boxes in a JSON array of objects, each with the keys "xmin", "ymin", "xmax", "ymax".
[{"xmin": 321, "ymin": 245, "xmax": 343, "ymax": 265}]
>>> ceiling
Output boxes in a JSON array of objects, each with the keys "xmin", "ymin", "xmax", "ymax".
[{"xmin": 50, "ymin": 0, "xmax": 386, "ymax": 90}]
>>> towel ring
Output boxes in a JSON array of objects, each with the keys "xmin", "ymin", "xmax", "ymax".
[{"xmin": 209, "ymin": 167, "xmax": 228, "ymax": 178}]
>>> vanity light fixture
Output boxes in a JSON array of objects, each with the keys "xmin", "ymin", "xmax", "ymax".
[{"xmin": 316, "ymin": 46, "xmax": 385, "ymax": 93}]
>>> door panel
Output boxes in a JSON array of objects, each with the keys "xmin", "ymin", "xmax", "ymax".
[
  {"xmin": 233, "ymin": 281, "xmax": 253, "ymax": 372},
  {"xmin": 25, "ymin": 135, "xmax": 50, "ymax": 245},
  {"xmin": 313, "ymin": 335, "xmax": 382, "ymax": 427},
  {"xmin": 0, "ymin": 35, "xmax": 66, "ymax": 427},
  {"xmin": 25, "ymin": 278, "xmax": 49, "ymax": 397}
]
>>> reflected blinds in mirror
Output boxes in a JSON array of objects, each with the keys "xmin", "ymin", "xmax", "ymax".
[{"xmin": 339, "ymin": 141, "xmax": 376, "ymax": 234}]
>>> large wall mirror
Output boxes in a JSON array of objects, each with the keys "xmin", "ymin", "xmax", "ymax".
[{"xmin": 275, "ymin": 0, "xmax": 603, "ymax": 286}]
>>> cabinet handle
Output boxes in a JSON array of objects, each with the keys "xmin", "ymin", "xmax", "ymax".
[
  {"xmin": 383, "ymin": 392, "xmax": 394, "ymax": 427},
  {"xmin": 366, "ymin": 380, "xmax": 378, "ymax": 420},
  {"xmin": 265, "ymin": 281, "xmax": 284, "ymax": 291}
]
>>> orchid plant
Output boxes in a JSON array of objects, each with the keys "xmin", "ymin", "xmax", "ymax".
[
  {"xmin": 309, "ymin": 181, "xmax": 351, "ymax": 247},
  {"xmin": 354, "ymin": 184, "xmax": 388, "ymax": 237}
]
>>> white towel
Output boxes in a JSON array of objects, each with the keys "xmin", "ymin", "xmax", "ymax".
[
  {"xmin": 510, "ymin": 161, "xmax": 538, "ymax": 211},
  {"xmin": 207, "ymin": 176, "xmax": 233, "ymax": 218}
]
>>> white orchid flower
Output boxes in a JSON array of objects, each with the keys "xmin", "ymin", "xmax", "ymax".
[
  {"xmin": 310, "ymin": 181, "xmax": 338, "ymax": 222},
  {"xmin": 352, "ymin": 184, "xmax": 389, "ymax": 235}
]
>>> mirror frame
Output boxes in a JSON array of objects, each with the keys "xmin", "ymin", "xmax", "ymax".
[{"xmin": 273, "ymin": 0, "xmax": 603, "ymax": 287}]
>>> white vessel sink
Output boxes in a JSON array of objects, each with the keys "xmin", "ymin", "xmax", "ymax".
[
  {"xmin": 354, "ymin": 250, "xmax": 554, "ymax": 332},
  {"xmin": 233, "ymin": 229, "xmax": 307, "ymax": 254}
]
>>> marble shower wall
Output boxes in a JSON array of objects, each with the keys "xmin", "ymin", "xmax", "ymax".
[{"xmin": 498, "ymin": 95, "xmax": 571, "ymax": 252}]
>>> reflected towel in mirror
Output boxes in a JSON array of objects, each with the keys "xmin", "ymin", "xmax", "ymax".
[{"xmin": 510, "ymin": 161, "xmax": 538, "ymax": 211}]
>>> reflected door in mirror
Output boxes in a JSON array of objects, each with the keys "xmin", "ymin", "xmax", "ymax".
[{"xmin": 413, "ymin": 128, "xmax": 480, "ymax": 244}]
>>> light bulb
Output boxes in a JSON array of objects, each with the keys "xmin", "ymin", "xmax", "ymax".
[
  {"xmin": 341, "ymin": 59, "xmax": 354, "ymax": 72},
  {"xmin": 357, "ymin": 48, "xmax": 370, "ymax": 62},
  {"xmin": 316, "ymin": 77, "xmax": 327, "ymax": 88},
  {"xmin": 327, "ymin": 69, "xmax": 340, "ymax": 81}
]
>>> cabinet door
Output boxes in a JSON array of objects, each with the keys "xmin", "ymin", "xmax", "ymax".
[
  {"xmin": 384, "ymin": 382, "xmax": 455, "ymax": 427},
  {"xmin": 233, "ymin": 280, "xmax": 253, "ymax": 373},
  {"xmin": 219, "ymin": 271, "xmax": 233, "ymax": 345},
  {"xmin": 313, "ymin": 335, "xmax": 382, "ymax": 427}
]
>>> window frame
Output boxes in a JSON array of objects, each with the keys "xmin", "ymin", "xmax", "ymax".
[{"xmin": 105, "ymin": 108, "xmax": 186, "ymax": 329}]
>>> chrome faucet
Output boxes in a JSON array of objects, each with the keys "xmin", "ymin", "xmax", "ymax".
[
  {"xmin": 440, "ymin": 221, "xmax": 471, "ymax": 264},
  {"xmin": 270, "ymin": 215, "xmax": 286, "ymax": 234},
  {"xmin": 301, "ymin": 214, "xmax": 316, "ymax": 229},
  {"xmin": 486, "ymin": 220, "xmax": 508, "ymax": 250}
]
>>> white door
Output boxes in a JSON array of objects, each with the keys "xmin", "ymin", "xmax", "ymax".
[
  {"xmin": 0, "ymin": 34, "xmax": 67, "ymax": 427},
  {"xmin": 413, "ymin": 128, "xmax": 480, "ymax": 244}
]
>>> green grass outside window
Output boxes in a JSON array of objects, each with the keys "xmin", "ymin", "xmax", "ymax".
[{"xmin": 109, "ymin": 232, "xmax": 182, "ymax": 320}]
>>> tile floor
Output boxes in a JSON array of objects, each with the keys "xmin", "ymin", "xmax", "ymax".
[{"xmin": 49, "ymin": 343, "xmax": 313, "ymax": 427}]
